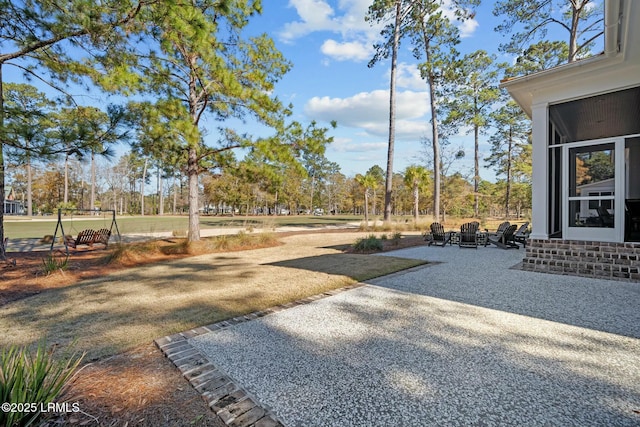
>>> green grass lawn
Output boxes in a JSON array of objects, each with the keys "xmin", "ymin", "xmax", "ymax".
[{"xmin": 3, "ymin": 214, "xmax": 367, "ymax": 239}]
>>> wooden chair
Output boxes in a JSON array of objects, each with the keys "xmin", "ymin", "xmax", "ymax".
[
  {"xmin": 425, "ymin": 222, "xmax": 451, "ymax": 247},
  {"xmin": 513, "ymin": 222, "xmax": 530, "ymax": 248},
  {"xmin": 485, "ymin": 221, "xmax": 510, "ymax": 246},
  {"xmin": 459, "ymin": 222, "xmax": 479, "ymax": 248},
  {"xmin": 487, "ymin": 224, "xmax": 519, "ymax": 249}
]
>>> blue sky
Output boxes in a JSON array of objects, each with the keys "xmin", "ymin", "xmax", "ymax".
[{"xmin": 237, "ymin": 0, "xmax": 516, "ymax": 181}]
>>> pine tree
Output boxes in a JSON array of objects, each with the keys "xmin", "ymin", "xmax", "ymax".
[
  {"xmin": 494, "ymin": 0, "xmax": 604, "ymax": 62},
  {"xmin": 485, "ymin": 100, "xmax": 532, "ymax": 218},
  {"xmin": 443, "ymin": 50, "xmax": 501, "ymax": 217}
]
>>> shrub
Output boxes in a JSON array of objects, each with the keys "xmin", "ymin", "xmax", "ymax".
[
  {"xmin": 392, "ymin": 232, "xmax": 402, "ymax": 246},
  {"xmin": 353, "ymin": 234, "xmax": 384, "ymax": 252},
  {"xmin": 0, "ymin": 341, "xmax": 84, "ymax": 427},
  {"xmin": 41, "ymin": 253, "xmax": 69, "ymax": 275}
]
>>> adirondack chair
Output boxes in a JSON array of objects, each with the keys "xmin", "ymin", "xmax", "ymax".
[
  {"xmin": 459, "ymin": 222, "xmax": 479, "ymax": 248},
  {"xmin": 513, "ymin": 222, "xmax": 530, "ymax": 248},
  {"xmin": 426, "ymin": 222, "xmax": 451, "ymax": 247},
  {"xmin": 485, "ymin": 221, "xmax": 511, "ymax": 246},
  {"xmin": 487, "ymin": 224, "xmax": 519, "ymax": 249}
]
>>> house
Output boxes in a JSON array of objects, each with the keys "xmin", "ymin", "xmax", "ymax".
[
  {"xmin": 4, "ymin": 186, "xmax": 25, "ymax": 215},
  {"xmin": 501, "ymin": 0, "xmax": 640, "ymax": 281}
]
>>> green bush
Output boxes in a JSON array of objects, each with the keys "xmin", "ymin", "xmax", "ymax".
[
  {"xmin": 0, "ymin": 341, "xmax": 84, "ymax": 427},
  {"xmin": 353, "ymin": 234, "xmax": 384, "ymax": 252}
]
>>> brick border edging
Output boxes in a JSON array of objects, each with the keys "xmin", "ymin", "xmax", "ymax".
[{"xmin": 154, "ymin": 283, "xmax": 366, "ymax": 427}]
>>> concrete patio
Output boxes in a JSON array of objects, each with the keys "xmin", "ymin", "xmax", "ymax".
[{"xmin": 161, "ymin": 245, "xmax": 640, "ymax": 426}]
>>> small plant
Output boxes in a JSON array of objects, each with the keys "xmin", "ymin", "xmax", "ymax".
[
  {"xmin": 172, "ymin": 229, "xmax": 187, "ymax": 237},
  {"xmin": 102, "ymin": 242, "xmax": 137, "ymax": 263},
  {"xmin": 380, "ymin": 234, "xmax": 388, "ymax": 240},
  {"xmin": 42, "ymin": 253, "xmax": 69, "ymax": 275},
  {"xmin": 0, "ymin": 341, "xmax": 84, "ymax": 427},
  {"xmin": 392, "ymin": 232, "xmax": 402, "ymax": 246},
  {"xmin": 353, "ymin": 234, "xmax": 384, "ymax": 252}
]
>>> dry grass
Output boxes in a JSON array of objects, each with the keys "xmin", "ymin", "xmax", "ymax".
[{"xmin": 0, "ymin": 232, "xmax": 425, "ymax": 362}]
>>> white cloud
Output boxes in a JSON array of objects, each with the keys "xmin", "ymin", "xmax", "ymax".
[
  {"xmin": 279, "ymin": 0, "xmax": 338, "ymax": 41},
  {"xmin": 306, "ymin": 89, "xmax": 428, "ymax": 121},
  {"xmin": 331, "ymin": 138, "xmax": 388, "ymax": 153},
  {"xmin": 279, "ymin": 0, "xmax": 380, "ymax": 48},
  {"xmin": 395, "ymin": 63, "xmax": 426, "ymax": 91},
  {"xmin": 458, "ymin": 18, "xmax": 479, "ymax": 38},
  {"xmin": 320, "ymin": 39, "xmax": 372, "ymax": 61},
  {"xmin": 305, "ymin": 89, "xmax": 430, "ymax": 140}
]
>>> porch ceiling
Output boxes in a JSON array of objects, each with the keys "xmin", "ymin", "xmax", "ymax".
[{"xmin": 550, "ymin": 86, "xmax": 640, "ymax": 142}]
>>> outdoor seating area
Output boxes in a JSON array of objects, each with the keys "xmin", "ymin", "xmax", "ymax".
[{"xmin": 426, "ymin": 221, "xmax": 530, "ymax": 250}]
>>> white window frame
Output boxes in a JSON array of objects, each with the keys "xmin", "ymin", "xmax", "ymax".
[{"xmin": 562, "ymin": 137, "xmax": 624, "ymax": 242}]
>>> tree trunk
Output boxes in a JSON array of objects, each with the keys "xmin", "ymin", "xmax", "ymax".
[
  {"xmin": 187, "ymin": 146, "xmax": 200, "ymax": 241},
  {"xmin": 309, "ymin": 175, "xmax": 315, "ymax": 212},
  {"xmin": 383, "ymin": 0, "xmax": 401, "ymax": 222},
  {"xmin": 0, "ymin": 64, "xmax": 6, "ymax": 259},
  {"xmin": 364, "ymin": 191, "xmax": 370, "ymax": 225},
  {"xmin": 423, "ymin": 28, "xmax": 441, "ymax": 221},
  {"xmin": 505, "ymin": 127, "xmax": 513, "ymax": 218},
  {"xmin": 568, "ymin": 5, "xmax": 580, "ymax": 62},
  {"xmin": 413, "ymin": 184, "xmax": 419, "ymax": 222},
  {"xmin": 428, "ymin": 72, "xmax": 441, "ymax": 221},
  {"xmin": 157, "ymin": 163, "xmax": 164, "ymax": 215},
  {"xmin": 172, "ymin": 175, "xmax": 178, "ymax": 214},
  {"xmin": 26, "ymin": 152, "xmax": 33, "ymax": 216},
  {"xmin": 474, "ymin": 123, "xmax": 479, "ymax": 217},
  {"xmin": 90, "ymin": 150, "xmax": 96, "ymax": 211},
  {"xmin": 140, "ymin": 158, "xmax": 147, "ymax": 216},
  {"xmin": 64, "ymin": 153, "xmax": 69, "ymax": 204}
]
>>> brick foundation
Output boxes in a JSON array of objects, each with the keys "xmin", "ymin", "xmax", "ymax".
[{"xmin": 522, "ymin": 239, "xmax": 640, "ymax": 282}]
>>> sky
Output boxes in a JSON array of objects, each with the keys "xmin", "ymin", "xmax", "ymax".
[{"xmin": 236, "ymin": 0, "xmax": 513, "ymax": 181}]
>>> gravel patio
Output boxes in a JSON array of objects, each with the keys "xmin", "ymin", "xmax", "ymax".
[{"xmin": 168, "ymin": 244, "xmax": 640, "ymax": 426}]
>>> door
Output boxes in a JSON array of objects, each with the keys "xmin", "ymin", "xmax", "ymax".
[{"xmin": 564, "ymin": 139, "xmax": 623, "ymax": 242}]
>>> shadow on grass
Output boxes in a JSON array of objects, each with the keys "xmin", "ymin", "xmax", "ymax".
[{"xmin": 267, "ymin": 253, "xmax": 428, "ymax": 282}]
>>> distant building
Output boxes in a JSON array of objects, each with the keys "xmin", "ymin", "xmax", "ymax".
[{"xmin": 4, "ymin": 186, "xmax": 25, "ymax": 215}]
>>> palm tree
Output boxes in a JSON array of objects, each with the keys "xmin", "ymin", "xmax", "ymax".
[
  {"xmin": 355, "ymin": 172, "xmax": 379, "ymax": 225},
  {"xmin": 404, "ymin": 165, "xmax": 430, "ymax": 222}
]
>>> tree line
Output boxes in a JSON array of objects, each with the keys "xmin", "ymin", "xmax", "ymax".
[
  {"xmin": 0, "ymin": 0, "xmax": 604, "ymax": 259},
  {"xmin": 6, "ymin": 142, "xmax": 532, "ymax": 221}
]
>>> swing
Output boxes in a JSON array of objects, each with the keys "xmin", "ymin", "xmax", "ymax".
[{"xmin": 51, "ymin": 208, "xmax": 121, "ymax": 255}]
